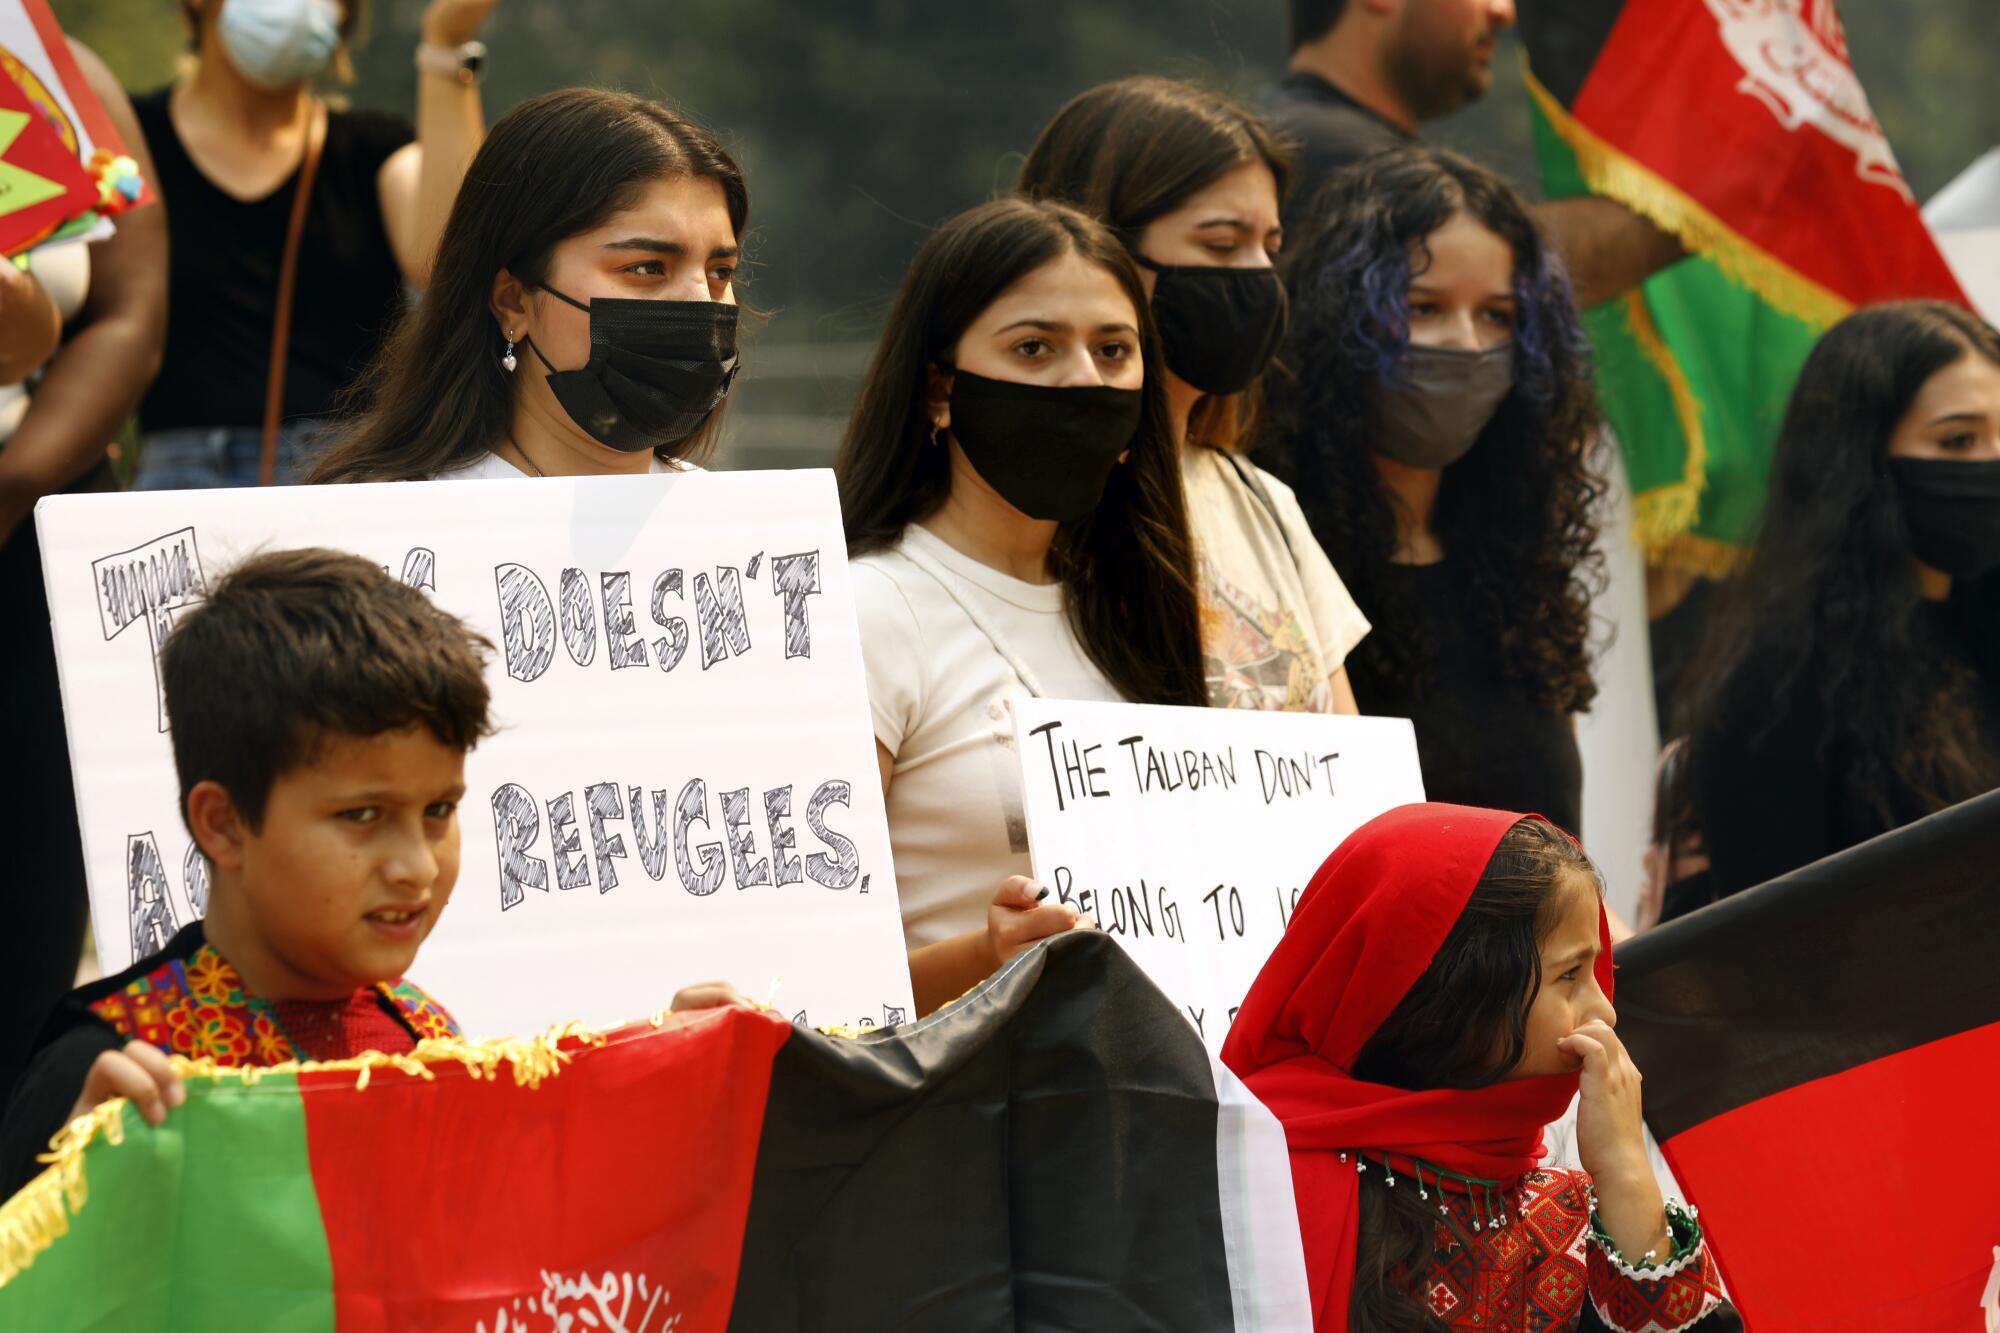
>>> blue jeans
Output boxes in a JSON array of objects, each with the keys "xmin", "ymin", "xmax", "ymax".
[{"xmin": 133, "ymin": 423, "xmax": 324, "ymax": 489}]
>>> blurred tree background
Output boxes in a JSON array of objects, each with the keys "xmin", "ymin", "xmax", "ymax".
[{"xmin": 52, "ymin": 0, "xmax": 2000, "ymax": 464}]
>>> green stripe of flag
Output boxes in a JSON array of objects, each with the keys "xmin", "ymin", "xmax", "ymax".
[
  {"xmin": 1528, "ymin": 76, "xmax": 1825, "ymax": 574},
  {"xmin": 4, "ymin": 1076, "xmax": 335, "ymax": 1331}
]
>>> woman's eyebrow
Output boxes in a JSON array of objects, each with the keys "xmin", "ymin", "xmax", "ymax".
[{"xmin": 602, "ymin": 237, "xmax": 684, "ymax": 253}]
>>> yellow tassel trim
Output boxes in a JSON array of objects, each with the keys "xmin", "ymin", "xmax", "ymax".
[
  {"xmin": 0, "ymin": 1020, "xmax": 643, "ymax": 1291},
  {"xmin": 165, "ymin": 1022, "xmax": 607, "ymax": 1093},
  {"xmin": 1647, "ymin": 530, "xmax": 1754, "ymax": 579},
  {"xmin": 1525, "ymin": 67, "xmax": 1852, "ymax": 332},
  {"xmin": 1616, "ymin": 288, "xmax": 1714, "ymax": 556},
  {"xmin": 0, "ymin": 1100, "xmax": 127, "ymax": 1286}
]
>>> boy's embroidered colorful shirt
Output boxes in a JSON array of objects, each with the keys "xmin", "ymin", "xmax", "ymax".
[
  {"xmin": 1421, "ymin": 1168, "xmax": 1722, "ymax": 1333},
  {"xmin": 87, "ymin": 940, "xmax": 459, "ymax": 1065}
]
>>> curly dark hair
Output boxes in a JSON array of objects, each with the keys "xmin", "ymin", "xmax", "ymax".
[
  {"xmin": 1690, "ymin": 301, "xmax": 2000, "ymax": 834},
  {"xmin": 1264, "ymin": 147, "xmax": 1606, "ymax": 713}
]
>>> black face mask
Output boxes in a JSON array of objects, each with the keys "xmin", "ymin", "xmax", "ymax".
[
  {"xmin": 1889, "ymin": 456, "xmax": 2000, "ymax": 579},
  {"xmin": 1137, "ymin": 258, "xmax": 1288, "ymax": 396},
  {"xmin": 526, "ymin": 285, "xmax": 739, "ymax": 453},
  {"xmin": 946, "ymin": 368, "xmax": 1142, "ymax": 522}
]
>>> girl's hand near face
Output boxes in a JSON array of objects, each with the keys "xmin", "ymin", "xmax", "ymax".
[{"xmin": 1560, "ymin": 1019, "xmax": 1672, "ymax": 1262}]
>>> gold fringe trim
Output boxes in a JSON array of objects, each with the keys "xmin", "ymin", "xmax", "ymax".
[
  {"xmin": 1617, "ymin": 288, "xmax": 1712, "ymax": 553},
  {"xmin": 166, "ymin": 1022, "xmax": 607, "ymax": 1093},
  {"xmin": 1524, "ymin": 67, "xmax": 1852, "ymax": 331},
  {"xmin": 1646, "ymin": 529, "xmax": 1754, "ymax": 579},
  {"xmin": 0, "ymin": 1020, "xmax": 630, "ymax": 1291},
  {"xmin": 0, "ymin": 1101, "xmax": 127, "ymax": 1287}
]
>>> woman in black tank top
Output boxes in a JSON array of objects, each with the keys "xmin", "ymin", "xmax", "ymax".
[{"xmin": 129, "ymin": 0, "xmax": 495, "ymax": 488}]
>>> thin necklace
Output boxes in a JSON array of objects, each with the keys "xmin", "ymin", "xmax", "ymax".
[{"xmin": 500, "ymin": 437, "xmax": 547, "ymax": 477}]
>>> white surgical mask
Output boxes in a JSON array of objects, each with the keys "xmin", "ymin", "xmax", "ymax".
[{"xmin": 216, "ymin": 0, "xmax": 342, "ymax": 92}]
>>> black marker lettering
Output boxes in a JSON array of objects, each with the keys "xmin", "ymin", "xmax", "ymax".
[
  {"xmin": 490, "ymin": 783, "xmax": 549, "ymax": 910},
  {"xmin": 673, "ymin": 778, "xmax": 725, "ymax": 896},
  {"xmin": 584, "ymin": 782, "xmax": 628, "ymax": 893},
  {"xmin": 720, "ymin": 786, "xmax": 772, "ymax": 888},
  {"xmin": 804, "ymin": 779, "xmax": 859, "ymax": 889},
  {"xmin": 771, "ymin": 551, "xmax": 821, "ymax": 660}
]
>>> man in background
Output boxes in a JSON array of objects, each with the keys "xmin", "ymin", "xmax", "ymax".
[{"xmin": 1265, "ymin": 0, "xmax": 1683, "ymax": 307}]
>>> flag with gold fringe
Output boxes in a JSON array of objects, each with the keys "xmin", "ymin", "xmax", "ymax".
[
  {"xmin": 1519, "ymin": 1, "xmax": 1969, "ymax": 576},
  {"xmin": 0, "ymin": 932, "xmax": 1310, "ymax": 1331}
]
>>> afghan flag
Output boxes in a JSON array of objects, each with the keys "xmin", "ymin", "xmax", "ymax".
[
  {"xmin": 1519, "ymin": 1, "xmax": 1970, "ymax": 575},
  {"xmin": 1612, "ymin": 788, "xmax": 2000, "ymax": 1330},
  {"xmin": 0, "ymin": 932, "xmax": 1310, "ymax": 1331}
]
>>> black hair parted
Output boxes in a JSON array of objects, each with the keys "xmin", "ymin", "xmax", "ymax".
[
  {"xmin": 309, "ymin": 88, "xmax": 748, "ymax": 484},
  {"xmin": 1017, "ymin": 75, "xmax": 1295, "ymax": 451},
  {"xmin": 1689, "ymin": 300, "xmax": 2000, "ymax": 832},
  {"xmin": 835, "ymin": 196, "xmax": 1206, "ymax": 709},
  {"xmin": 160, "ymin": 548, "xmax": 494, "ymax": 833}
]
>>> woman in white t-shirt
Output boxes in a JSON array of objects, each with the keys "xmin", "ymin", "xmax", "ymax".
[
  {"xmin": 1019, "ymin": 77, "xmax": 1370, "ymax": 714},
  {"xmin": 309, "ymin": 89, "xmax": 742, "ymax": 484},
  {"xmin": 837, "ymin": 198, "xmax": 1209, "ymax": 1013}
]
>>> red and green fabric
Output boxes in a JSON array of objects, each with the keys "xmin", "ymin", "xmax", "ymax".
[
  {"xmin": 0, "ymin": 933, "xmax": 1311, "ymax": 1331},
  {"xmin": 1519, "ymin": 2, "xmax": 1969, "ymax": 575},
  {"xmin": 1613, "ymin": 788, "xmax": 2000, "ymax": 1328}
]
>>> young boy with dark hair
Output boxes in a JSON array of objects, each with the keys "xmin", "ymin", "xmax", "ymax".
[{"xmin": 1, "ymin": 548, "xmax": 494, "ymax": 1192}]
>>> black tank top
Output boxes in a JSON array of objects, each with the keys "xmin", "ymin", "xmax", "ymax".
[{"xmin": 130, "ymin": 89, "xmax": 413, "ymax": 432}]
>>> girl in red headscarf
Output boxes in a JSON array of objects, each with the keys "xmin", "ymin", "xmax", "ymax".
[{"xmin": 1222, "ymin": 804, "xmax": 1725, "ymax": 1332}]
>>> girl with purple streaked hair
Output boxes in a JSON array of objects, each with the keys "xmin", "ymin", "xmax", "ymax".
[{"xmin": 1264, "ymin": 145, "xmax": 1607, "ymax": 837}]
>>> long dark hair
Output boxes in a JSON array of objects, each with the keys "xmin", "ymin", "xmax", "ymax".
[
  {"xmin": 1347, "ymin": 818, "xmax": 1595, "ymax": 1333},
  {"xmin": 1690, "ymin": 301, "xmax": 2000, "ymax": 831},
  {"xmin": 1270, "ymin": 146, "xmax": 1605, "ymax": 713},
  {"xmin": 836, "ymin": 197, "xmax": 1206, "ymax": 708},
  {"xmin": 1016, "ymin": 76, "xmax": 1293, "ymax": 450},
  {"xmin": 309, "ymin": 88, "xmax": 748, "ymax": 484}
]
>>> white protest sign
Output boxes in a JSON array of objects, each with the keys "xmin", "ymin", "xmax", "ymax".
[
  {"xmin": 38, "ymin": 471, "xmax": 914, "ymax": 1036},
  {"xmin": 1012, "ymin": 700, "xmax": 1424, "ymax": 1050}
]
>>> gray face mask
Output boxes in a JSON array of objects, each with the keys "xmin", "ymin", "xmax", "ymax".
[{"xmin": 1370, "ymin": 342, "xmax": 1516, "ymax": 469}]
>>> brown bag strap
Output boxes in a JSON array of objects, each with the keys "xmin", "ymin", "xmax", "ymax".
[{"xmin": 259, "ymin": 99, "xmax": 328, "ymax": 486}]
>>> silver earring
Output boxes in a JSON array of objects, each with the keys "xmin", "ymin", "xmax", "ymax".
[
  {"xmin": 501, "ymin": 333, "xmax": 518, "ymax": 373},
  {"xmin": 929, "ymin": 419, "xmax": 946, "ymax": 448}
]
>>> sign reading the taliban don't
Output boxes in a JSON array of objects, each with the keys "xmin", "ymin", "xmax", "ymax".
[
  {"xmin": 36, "ymin": 472, "xmax": 914, "ymax": 1036},
  {"xmin": 1012, "ymin": 699, "xmax": 1424, "ymax": 1051}
]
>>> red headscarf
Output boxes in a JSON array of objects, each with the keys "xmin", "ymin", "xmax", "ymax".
[{"xmin": 1219, "ymin": 804, "xmax": 1614, "ymax": 1330}]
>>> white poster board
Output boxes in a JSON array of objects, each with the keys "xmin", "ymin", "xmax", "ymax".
[
  {"xmin": 38, "ymin": 471, "xmax": 914, "ymax": 1036},
  {"xmin": 1012, "ymin": 700, "xmax": 1424, "ymax": 1050}
]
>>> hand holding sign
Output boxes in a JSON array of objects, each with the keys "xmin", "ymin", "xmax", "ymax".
[{"xmin": 1012, "ymin": 699, "xmax": 1424, "ymax": 1051}]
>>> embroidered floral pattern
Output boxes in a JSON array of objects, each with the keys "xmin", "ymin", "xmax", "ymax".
[
  {"xmin": 89, "ymin": 943, "xmax": 459, "ymax": 1066},
  {"xmin": 1416, "ymin": 1169, "xmax": 1725, "ymax": 1332}
]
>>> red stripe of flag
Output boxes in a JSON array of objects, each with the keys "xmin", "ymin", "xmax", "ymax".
[
  {"xmin": 1574, "ymin": 1, "xmax": 1965, "ymax": 308},
  {"xmin": 1661, "ymin": 1021, "xmax": 2000, "ymax": 1331},
  {"xmin": 301, "ymin": 1008, "xmax": 791, "ymax": 1332}
]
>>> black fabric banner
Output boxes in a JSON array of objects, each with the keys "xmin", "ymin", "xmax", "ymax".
[
  {"xmin": 1613, "ymin": 787, "xmax": 2000, "ymax": 1140},
  {"xmin": 727, "ymin": 930, "xmax": 1241, "ymax": 1332}
]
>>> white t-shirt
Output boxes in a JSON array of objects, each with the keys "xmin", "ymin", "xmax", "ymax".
[
  {"xmin": 1183, "ymin": 446, "xmax": 1370, "ymax": 713},
  {"xmin": 431, "ymin": 451, "xmax": 697, "ymax": 480},
  {"xmin": 853, "ymin": 524, "xmax": 1122, "ymax": 948}
]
